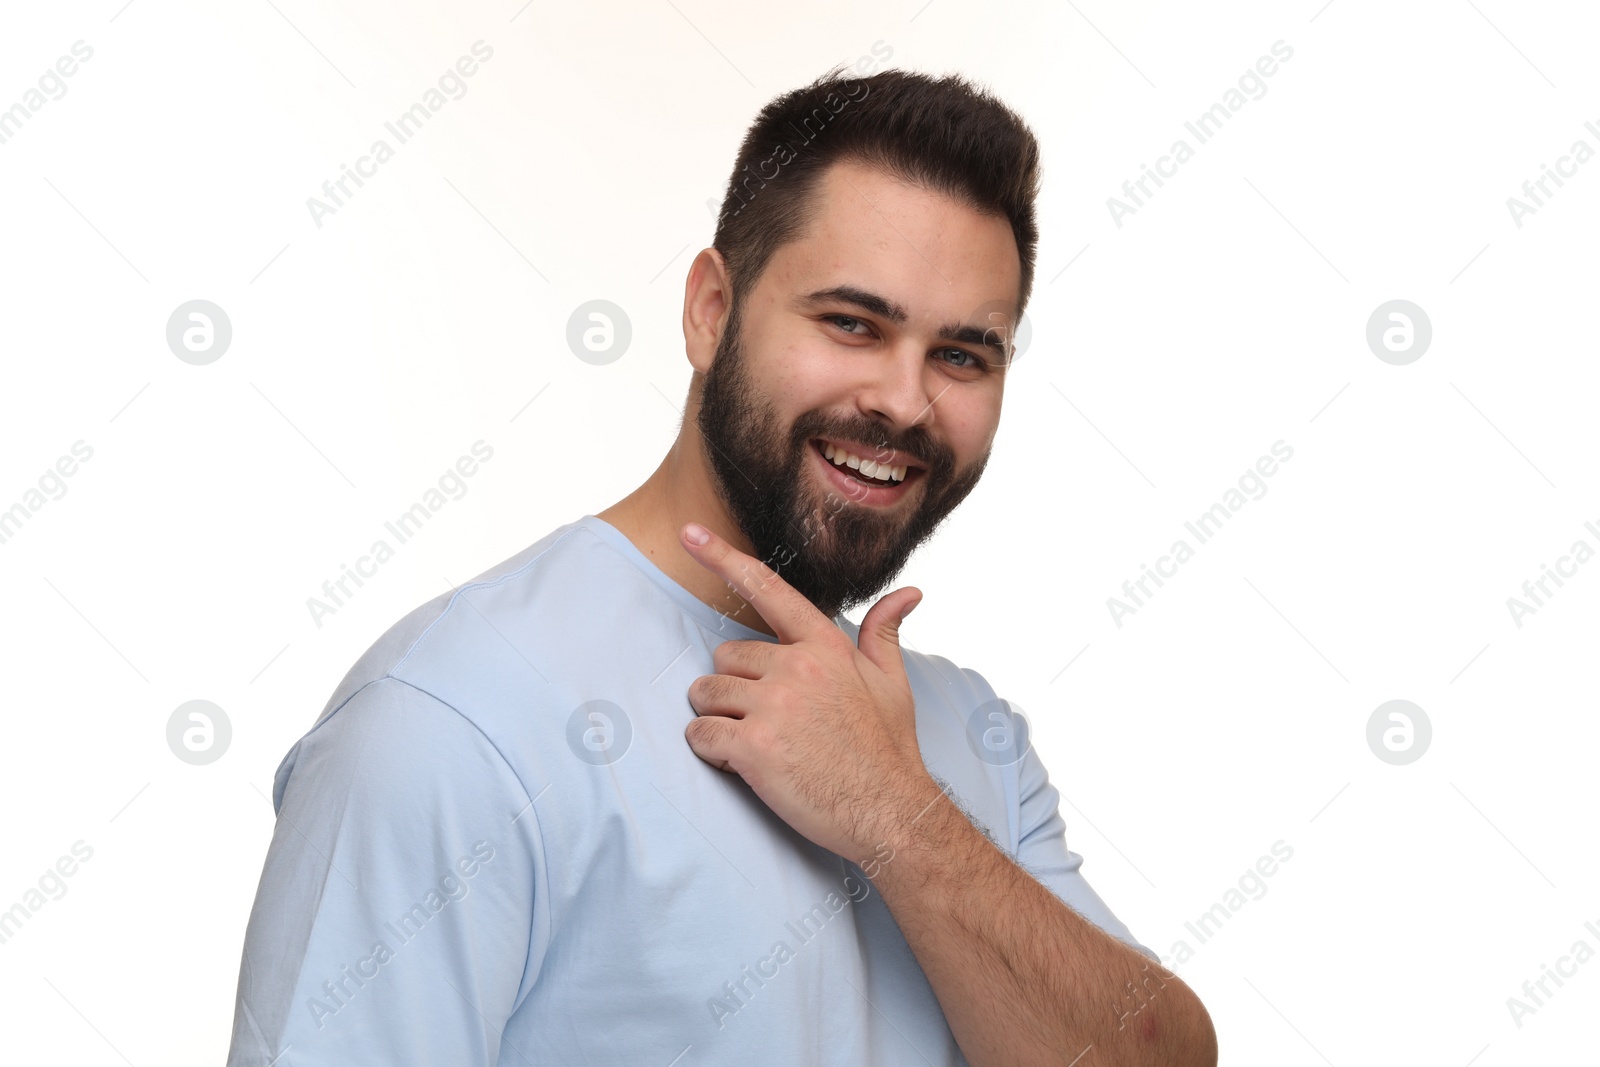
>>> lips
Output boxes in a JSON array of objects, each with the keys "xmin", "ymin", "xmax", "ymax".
[
  {"xmin": 809, "ymin": 439, "xmax": 922, "ymax": 506},
  {"xmin": 810, "ymin": 436, "xmax": 926, "ymax": 476}
]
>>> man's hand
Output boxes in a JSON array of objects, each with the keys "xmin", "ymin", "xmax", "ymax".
[{"xmin": 678, "ymin": 521, "xmax": 931, "ymax": 861}]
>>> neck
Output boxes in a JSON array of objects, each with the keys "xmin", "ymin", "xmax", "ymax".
[{"xmin": 596, "ymin": 428, "xmax": 778, "ymax": 638}]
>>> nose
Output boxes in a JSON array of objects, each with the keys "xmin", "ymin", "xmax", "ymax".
[{"xmin": 855, "ymin": 339, "xmax": 943, "ymax": 435}]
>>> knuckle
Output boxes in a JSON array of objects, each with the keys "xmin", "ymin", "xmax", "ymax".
[
  {"xmin": 687, "ymin": 714, "xmax": 721, "ymax": 743},
  {"xmin": 689, "ymin": 675, "xmax": 723, "ymax": 708},
  {"xmin": 795, "ymin": 650, "xmax": 827, "ymax": 683},
  {"xmin": 712, "ymin": 639, "xmax": 746, "ymax": 673}
]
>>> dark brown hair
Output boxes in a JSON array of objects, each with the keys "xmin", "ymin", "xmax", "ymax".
[{"xmin": 711, "ymin": 64, "xmax": 1042, "ymax": 327}]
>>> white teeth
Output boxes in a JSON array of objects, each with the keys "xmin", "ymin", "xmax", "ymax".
[{"xmin": 819, "ymin": 441, "xmax": 907, "ymax": 483}]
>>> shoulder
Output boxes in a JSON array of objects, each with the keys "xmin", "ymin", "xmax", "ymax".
[
  {"xmin": 275, "ymin": 516, "xmax": 657, "ymax": 811},
  {"xmin": 309, "ymin": 519, "xmax": 597, "ymax": 729},
  {"xmin": 272, "ymin": 675, "xmax": 531, "ymax": 819}
]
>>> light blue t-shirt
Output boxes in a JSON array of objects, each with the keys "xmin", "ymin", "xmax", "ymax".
[{"xmin": 226, "ymin": 514, "xmax": 1154, "ymax": 1066}]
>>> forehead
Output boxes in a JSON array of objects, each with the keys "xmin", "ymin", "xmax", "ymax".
[{"xmin": 760, "ymin": 158, "xmax": 1021, "ymax": 332}]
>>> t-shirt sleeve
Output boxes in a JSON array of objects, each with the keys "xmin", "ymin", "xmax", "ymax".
[
  {"xmin": 225, "ymin": 676, "xmax": 547, "ymax": 1066},
  {"xmin": 1011, "ymin": 709, "xmax": 1161, "ymax": 964}
]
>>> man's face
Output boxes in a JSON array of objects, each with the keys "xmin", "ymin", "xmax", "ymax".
[{"xmin": 694, "ymin": 158, "xmax": 1020, "ymax": 620}]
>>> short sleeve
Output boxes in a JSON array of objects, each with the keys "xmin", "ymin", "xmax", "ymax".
[
  {"xmin": 1013, "ymin": 726, "xmax": 1160, "ymax": 963},
  {"xmin": 225, "ymin": 677, "xmax": 547, "ymax": 1066}
]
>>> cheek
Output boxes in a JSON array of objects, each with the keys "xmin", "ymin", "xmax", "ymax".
[
  {"xmin": 771, "ymin": 338, "xmax": 856, "ymax": 403},
  {"xmin": 942, "ymin": 398, "xmax": 1000, "ymax": 456}
]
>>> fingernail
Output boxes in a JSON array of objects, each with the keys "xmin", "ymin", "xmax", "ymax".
[{"xmin": 684, "ymin": 522, "xmax": 710, "ymax": 546}]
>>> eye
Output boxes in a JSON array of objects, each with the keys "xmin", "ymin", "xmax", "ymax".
[
  {"xmin": 936, "ymin": 348, "xmax": 986, "ymax": 371},
  {"xmin": 823, "ymin": 313, "xmax": 872, "ymax": 336}
]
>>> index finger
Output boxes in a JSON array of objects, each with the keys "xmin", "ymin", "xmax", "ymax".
[{"xmin": 680, "ymin": 522, "xmax": 824, "ymax": 644}]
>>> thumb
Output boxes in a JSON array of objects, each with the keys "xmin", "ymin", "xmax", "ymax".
[{"xmin": 857, "ymin": 587, "xmax": 921, "ymax": 675}]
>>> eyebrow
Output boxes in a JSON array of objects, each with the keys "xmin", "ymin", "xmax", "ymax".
[{"xmin": 797, "ymin": 284, "xmax": 1014, "ymax": 366}]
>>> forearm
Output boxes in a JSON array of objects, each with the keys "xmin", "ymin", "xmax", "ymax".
[{"xmin": 863, "ymin": 778, "xmax": 1217, "ymax": 1067}]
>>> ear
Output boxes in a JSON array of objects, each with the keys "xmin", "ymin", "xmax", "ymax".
[{"xmin": 682, "ymin": 247, "xmax": 733, "ymax": 376}]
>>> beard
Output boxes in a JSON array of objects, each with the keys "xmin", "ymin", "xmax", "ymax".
[{"xmin": 694, "ymin": 300, "xmax": 991, "ymax": 621}]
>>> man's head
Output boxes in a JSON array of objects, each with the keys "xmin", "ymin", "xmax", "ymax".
[{"xmin": 684, "ymin": 67, "xmax": 1041, "ymax": 620}]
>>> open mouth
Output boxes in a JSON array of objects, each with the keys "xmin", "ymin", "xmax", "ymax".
[{"xmin": 809, "ymin": 438, "xmax": 925, "ymax": 502}]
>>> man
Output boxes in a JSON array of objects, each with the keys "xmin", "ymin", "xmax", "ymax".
[{"xmin": 226, "ymin": 66, "xmax": 1217, "ymax": 1065}]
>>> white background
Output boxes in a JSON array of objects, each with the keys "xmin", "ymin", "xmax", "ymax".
[{"xmin": 1, "ymin": 0, "xmax": 1596, "ymax": 1063}]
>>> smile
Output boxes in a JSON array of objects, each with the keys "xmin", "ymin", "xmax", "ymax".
[{"xmin": 808, "ymin": 439, "xmax": 924, "ymax": 506}]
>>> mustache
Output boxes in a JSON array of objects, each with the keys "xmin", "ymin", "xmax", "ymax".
[{"xmin": 792, "ymin": 423, "xmax": 945, "ymax": 473}]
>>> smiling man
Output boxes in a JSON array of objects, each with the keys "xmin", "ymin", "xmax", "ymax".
[{"xmin": 227, "ymin": 67, "xmax": 1216, "ymax": 1066}]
